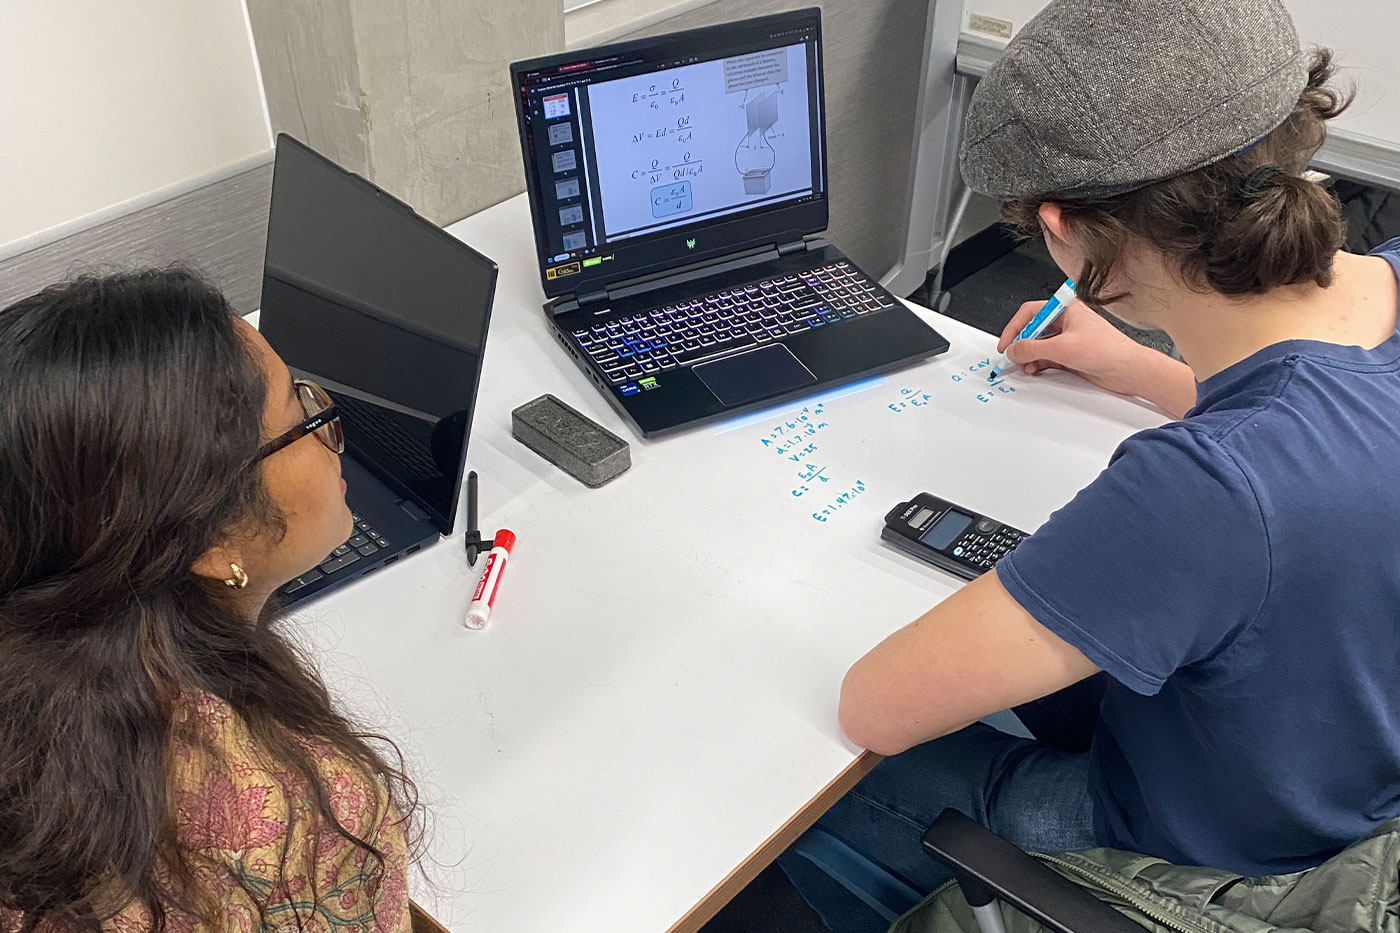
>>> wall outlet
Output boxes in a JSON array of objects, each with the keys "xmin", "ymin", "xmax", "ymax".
[{"xmin": 968, "ymin": 13, "xmax": 1014, "ymax": 39}]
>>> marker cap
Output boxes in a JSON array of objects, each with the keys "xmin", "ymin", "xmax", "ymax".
[{"xmin": 462, "ymin": 529, "xmax": 516, "ymax": 630}]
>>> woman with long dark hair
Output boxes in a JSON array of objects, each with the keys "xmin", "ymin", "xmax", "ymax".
[{"xmin": 0, "ymin": 269, "xmax": 417, "ymax": 931}]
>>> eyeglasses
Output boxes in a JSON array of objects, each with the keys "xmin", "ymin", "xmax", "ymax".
[{"xmin": 251, "ymin": 379, "xmax": 345, "ymax": 464}]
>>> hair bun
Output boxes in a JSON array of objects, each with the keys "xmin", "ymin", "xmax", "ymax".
[
  {"xmin": 1231, "ymin": 164, "xmax": 1285, "ymax": 209},
  {"xmin": 1206, "ymin": 169, "xmax": 1344, "ymax": 294}
]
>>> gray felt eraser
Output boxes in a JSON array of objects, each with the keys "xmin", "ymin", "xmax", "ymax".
[{"xmin": 511, "ymin": 394, "xmax": 631, "ymax": 487}]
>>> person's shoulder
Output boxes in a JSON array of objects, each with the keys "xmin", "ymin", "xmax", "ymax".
[
  {"xmin": 1110, "ymin": 419, "xmax": 1252, "ymax": 484},
  {"xmin": 169, "ymin": 691, "xmax": 255, "ymax": 772},
  {"xmin": 1368, "ymin": 235, "xmax": 1400, "ymax": 261},
  {"xmin": 1097, "ymin": 421, "xmax": 1268, "ymax": 538},
  {"xmin": 166, "ymin": 693, "xmax": 410, "ymax": 930},
  {"xmin": 170, "ymin": 691, "xmax": 390, "ymax": 826},
  {"xmin": 166, "ymin": 693, "xmax": 294, "ymax": 857},
  {"xmin": 1043, "ymin": 420, "xmax": 1268, "ymax": 567},
  {"xmin": 998, "ymin": 419, "xmax": 1272, "ymax": 694},
  {"xmin": 167, "ymin": 693, "xmax": 394, "ymax": 862}
]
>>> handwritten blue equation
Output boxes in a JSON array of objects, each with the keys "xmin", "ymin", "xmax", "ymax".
[
  {"xmin": 756, "ymin": 403, "xmax": 868, "ymax": 522},
  {"xmin": 889, "ymin": 356, "xmax": 1021, "ymax": 412},
  {"xmin": 887, "ymin": 387, "xmax": 933, "ymax": 412},
  {"xmin": 811, "ymin": 480, "xmax": 868, "ymax": 523},
  {"xmin": 759, "ymin": 403, "xmax": 829, "ymax": 461}
]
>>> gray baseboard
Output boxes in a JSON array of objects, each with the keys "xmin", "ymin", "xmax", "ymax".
[{"xmin": 0, "ymin": 159, "xmax": 273, "ymax": 315}]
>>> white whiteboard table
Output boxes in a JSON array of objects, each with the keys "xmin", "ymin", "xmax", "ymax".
[{"xmin": 288, "ymin": 193, "xmax": 1165, "ymax": 932}]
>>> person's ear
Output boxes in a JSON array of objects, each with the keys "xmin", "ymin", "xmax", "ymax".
[
  {"xmin": 192, "ymin": 542, "xmax": 251, "ymax": 590},
  {"xmin": 1036, "ymin": 201, "xmax": 1088, "ymax": 284},
  {"xmin": 1038, "ymin": 202, "xmax": 1070, "ymax": 243}
]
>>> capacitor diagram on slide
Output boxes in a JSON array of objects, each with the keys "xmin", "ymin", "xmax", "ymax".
[{"xmin": 735, "ymin": 86, "xmax": 780, "ymax": 195}]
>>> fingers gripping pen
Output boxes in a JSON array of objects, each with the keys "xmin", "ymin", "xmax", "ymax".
[{"xmin": 988, "ymin": 279, "xmax": 1076, "ymax": 380}]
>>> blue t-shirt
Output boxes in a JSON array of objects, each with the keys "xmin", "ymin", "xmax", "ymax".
[{"xmin": 997, "ymin": 238, "xmax": 1400, "ymax": 876}]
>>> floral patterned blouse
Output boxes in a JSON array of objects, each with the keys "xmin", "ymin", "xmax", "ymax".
[{"xmin": 3, "ymin": 693, "xmax": 411, "ymax": 933}]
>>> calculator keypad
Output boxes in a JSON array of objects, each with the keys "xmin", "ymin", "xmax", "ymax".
[{"xmin": 949, "ymin": 526, "xmax": 1026, "ymax": 570}]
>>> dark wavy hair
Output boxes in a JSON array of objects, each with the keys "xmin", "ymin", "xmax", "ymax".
[
  {"xmin": 1003, "ymin": 48, "xmax": 1355, "ymax": 309},
  {"xmin": 0, "ymin": 269, "xmax": 418, "ymax": 930}
]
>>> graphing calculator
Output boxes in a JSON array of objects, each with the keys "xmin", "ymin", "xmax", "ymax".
[{"xmin": 881, "ymin": 493, "xmax": 1029, "ymax": 580}]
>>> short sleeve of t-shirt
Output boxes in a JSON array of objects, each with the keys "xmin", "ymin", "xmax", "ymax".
[{"xmin": 996, "ymin": 425, "xmax": 1271, "ymax": 695}]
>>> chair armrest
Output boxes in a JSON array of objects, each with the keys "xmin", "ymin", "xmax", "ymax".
[{"xmin": 922, "ymin": 809, "xmax": 1141, "ymax": 933}]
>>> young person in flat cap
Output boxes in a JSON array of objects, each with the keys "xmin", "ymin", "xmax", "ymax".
[{"xmin": 782, "ymin": 0, "xmax": 1400, "ymax": 928}]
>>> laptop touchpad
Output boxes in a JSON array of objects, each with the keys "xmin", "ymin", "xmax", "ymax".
[{"xmin": 693, "ymin": 344, "xmax": 817, "ymax": 407}]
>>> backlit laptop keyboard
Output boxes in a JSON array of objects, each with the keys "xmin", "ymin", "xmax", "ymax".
[{"xmin": 572, "ymin": 260, "xmax": 898, "ymax": 385}]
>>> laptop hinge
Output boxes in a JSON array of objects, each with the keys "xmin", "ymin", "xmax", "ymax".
[
  {"xmin": 576, "ymin": 287, "xmax": 610, "ymax": 308},
  {"xmin": 554, "ymin": 237, "xmax": 812, "ymax": 315},
  {"xmin": 547, "ymin": 294, "xmax": 580, "ymax": 316}
]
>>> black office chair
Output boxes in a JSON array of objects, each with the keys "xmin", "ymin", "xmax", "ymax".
[{"xmin": 920, "ymin": 809, "xmax": 1141, "ymax": 933}]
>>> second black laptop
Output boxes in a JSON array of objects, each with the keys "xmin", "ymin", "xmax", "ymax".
[
  {"xmin": 511, "ymin": 8, "xmax": 948, "ymax": 437},
  {"xmin": 259, "ymin": 135, "xmax": 498, "ymax": 606}
]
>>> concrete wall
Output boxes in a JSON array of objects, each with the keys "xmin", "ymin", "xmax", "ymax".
[
  {"xmin": 243, "ymin": 0, "xmax": 369, "ymax": 177},
  {"xmin": 249, "ymin": 0, "xmax": 927, "ymax": 279},
  {"xmin": 247, "ymin": 0, "xmax": 564, "ymax": 227}
]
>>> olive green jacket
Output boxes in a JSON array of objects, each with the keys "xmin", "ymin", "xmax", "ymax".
[{"xmin": 892, "ymin": 820, "xmax": 1400, "ymax": 933}]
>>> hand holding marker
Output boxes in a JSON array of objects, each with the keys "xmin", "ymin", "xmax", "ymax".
[{"xmin": 988, "ymin": 279, "xmax": 1077, "ymax": 381}]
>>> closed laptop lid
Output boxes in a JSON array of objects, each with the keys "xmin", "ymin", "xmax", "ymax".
[
  {"xmin": 258, "ymin": 134, "xmax": 498, "ymax": 534},
  {"xmin": 511, "ymin": 8, "xmax": 828, "ymax": 299}
]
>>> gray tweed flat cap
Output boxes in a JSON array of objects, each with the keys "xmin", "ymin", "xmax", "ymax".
[{"xmin": 960, "ymin": 0, "xmax": 1309, "ymax": 200}]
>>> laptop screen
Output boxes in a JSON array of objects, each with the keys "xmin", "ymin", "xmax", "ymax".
[
  {"xmin": 512, "ymin": 8, "xmax": 827, "ymax": 298},
  {"xmin": 258, "ymin": 135, "xmax": 498, "ymax": 534}
]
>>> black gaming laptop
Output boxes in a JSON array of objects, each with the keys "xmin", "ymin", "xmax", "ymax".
[
  {"xmin": 510, "ymin": 8, "xmax": 948, "ymax": 437},
  {"xmin": 259, "ymin": 135, "xmax": 498, "ymax": 605}
]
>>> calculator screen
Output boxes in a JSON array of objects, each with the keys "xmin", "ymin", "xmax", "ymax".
[{"xmin": 919, "ymin": 510, "xmax": 973, "ymax": 550}]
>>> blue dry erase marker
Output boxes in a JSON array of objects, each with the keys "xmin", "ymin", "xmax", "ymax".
[{"xmin": 988, "ymin": 278, "xmax": 1077, "ymax": 380}]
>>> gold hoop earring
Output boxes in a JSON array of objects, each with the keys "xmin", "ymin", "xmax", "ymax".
[{"xmin": 224, "ymin": 563, "xmax": 249, "ymax": 590}]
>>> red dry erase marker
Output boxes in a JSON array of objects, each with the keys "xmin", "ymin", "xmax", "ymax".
[{"xmin": 463, "ymin": 529, "xmax": 515, "ymax": 629}]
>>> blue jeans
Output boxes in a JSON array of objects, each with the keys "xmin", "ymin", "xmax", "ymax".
[{"xmin": 778, "ymin": 721, "xmax": 1102, "ymax": 932}]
